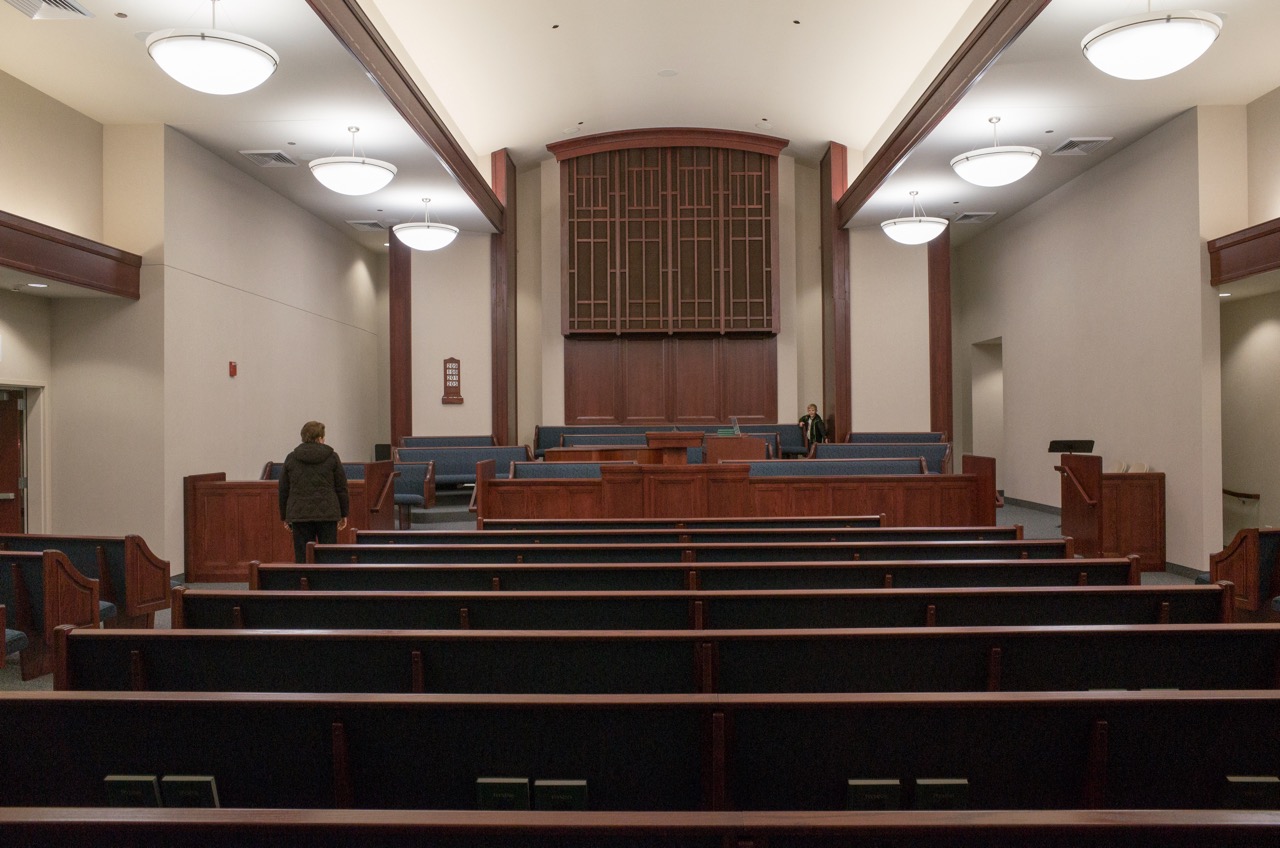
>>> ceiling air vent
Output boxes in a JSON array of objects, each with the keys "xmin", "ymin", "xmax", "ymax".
[
  {"xmin": 4, "ymin": 0, "xmax": 92, "ymax": 19},
  {"xmin": 1051, "ymin": 137, "xmax": 1113, "ymax": 156},
  {"xmin": 952, "ymin": 212, "xmax": 996, "ymax": 225},
  {"xmin": 240, "ymin": 150, "xmax": 300, "ymax": 168},
  {"xmin": 346, "ymin": 220, "xmax": 388, "ymax": 233}
]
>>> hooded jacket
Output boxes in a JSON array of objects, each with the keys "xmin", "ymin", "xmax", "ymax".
[{"xmin": 279, "ymin": 441, "xmax": 349, "ymax": 522}]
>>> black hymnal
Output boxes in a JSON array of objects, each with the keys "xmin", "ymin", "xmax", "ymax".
[{"xmin": 104, "ymin": 775, "xmax": 161, "ymax": 808}]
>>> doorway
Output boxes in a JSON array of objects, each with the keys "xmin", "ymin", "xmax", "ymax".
[
  {"xmin": 970, "ymin": 339, "xmax": 1004, "ymax": 491},
  {"xmin": 0, "ymin": 388, "xmax": 25, "ymax": 533}
]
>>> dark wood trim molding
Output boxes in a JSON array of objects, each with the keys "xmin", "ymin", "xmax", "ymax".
[
  {"xmin": 388, "ymin": 230, "xmax": 413, "ymax": 446},
  {"xmin": 928, "ymin": 229, "xmax": 954, "ymax": 441},
  {"xmin": 304, "ymin": 0, "xmax": 504, "ymax": 233},
  {"xmin": 820, "ymin": 143, "xmax": 851, "ymax": 441},
  {"xmin": 1208, "ymin": 216, "xmax": 1280, "ymax": 286},
  {"xmin": 0, "ymin": 210, "xmax": 140, "ymax": 299},
  {"xmin": 490, "ymin": 149, "xmax": 518, "ymax": 446},
  {"xmin": 548, "ymin": 128, "xmax": 789, "ymax": 161},
  {"xmin": 835, "ymin": 0, "xmax": 1052, "ymax": 226}
]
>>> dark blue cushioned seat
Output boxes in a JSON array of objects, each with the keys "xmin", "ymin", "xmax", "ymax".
[
  {"xmin": 847, "ymin": 432, "xmax": 947, "ymax": 443},
  {"xmin": 5, "ymin": 627, "xmax": 27, "ymax": 657},
  {"xmin": 401, "ymin": 435, "xmax": 495, "ymax": 447},
  {"xmin": 511, "ymin": 462, "xmax": 610, "ymax": 479},
  {"xmin": 393, "ymin": 447, "xmax": 531, "ymax": 485},
  {"xmin": 742, "ymin": 459, "xmax": 927, "ymax": 477},
  {"xmin": 812, "ymin": 442, "xmax": 951, "ymax": 473},
  {"xmin": 99, "ymin": 600, "xmax": 118, "ymax": 621}
]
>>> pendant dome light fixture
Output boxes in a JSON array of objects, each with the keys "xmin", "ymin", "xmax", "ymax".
[
  {"xmin": 950, "ymin": 117, "xmax": 1041, "ymax": 188},
  {"xmin": 309, "ymin": 127, "xmax": 398, "ymax": 196},
  {"xmin": 146, "ymin": 0, "xmax": 279, "ymax": 95},
  {"xmin": 1082, "ymin": 4, "xmax": 1222, "ymax": 80},
  {"xmin": 393, "ymin": 198, "xmax": 459, "ymax": 251},
  {"xmin": 880, "ymin": 191, "xmax": 948, "ymax": 245}
]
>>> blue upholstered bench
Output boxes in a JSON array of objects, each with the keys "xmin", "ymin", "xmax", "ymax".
[
  {"xmin": 2, "ymin": 604, "xmax": 28, "ymax": 669},
  {"xmin": 392, "ymin": 462, "xmax": 436, "ymax": 527},
  {"xmin": 393, "ymin": 446, "xmax": 533, "ymax": 486},
  {"xmin": 509, "ymin": 461, "xmax": 619, "ymax": 479},
  {"xmin": 401, "ymin": 435, "xmax": 496, "ymax": 447},
  {"xmin": 561, "ymin": 434, "xmax": 651, "ymax": 446},
  {"xmin": 737, "ymin": 458, "xmax": 928, "ymax": 477},
  {"xmin": 737, "ymin": 424, "xmax": 808, "ymax": 458},
  {"xmin": 812, "ymin": 442, "xmax": 952, "ymax": 473},
  {"xmin": 847, "ymin": 432, "xmax": 947, "ymax": 443}
]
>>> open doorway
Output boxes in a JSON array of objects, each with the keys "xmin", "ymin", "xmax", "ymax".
[
  {"xmin": 0, "ymin": 387, "xmax": 26, "ymax": 533},
  {"xmin": 970, "ymin": 338, "xmax": 1004, "ymax": 492}
]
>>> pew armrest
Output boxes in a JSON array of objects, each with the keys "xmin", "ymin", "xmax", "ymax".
[
  {"xmin": 124, "ymin": 535, "xmax": 172, "ymax": 619},
  {"xmin": 1210, "ymin": 529, "xmax": 1259, "ymax": 612}
]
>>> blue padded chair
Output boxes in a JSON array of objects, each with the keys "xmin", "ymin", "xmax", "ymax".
[
  {"xmin": 393, "ymin": 462, "xmax": 434, "ymax": 528},
  {"xmin": 3, "ymin": 604, "xmax": 28, "ymax": 669}
]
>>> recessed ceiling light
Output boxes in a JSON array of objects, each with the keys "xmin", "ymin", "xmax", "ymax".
[
  {"xmin": 658, "ymin": 69, "xmax": 678, "ymax": 77},
  {"xmin": 562, "ymin": 126, "xmax": 581, "ymax": 135},
  {"xmin": 1219, "ymin": 292, "xmax": 1231, "ymax": 297},
  {"xmin": 27, "ymin": 282, "xmax": 48, "ymax": 288}
]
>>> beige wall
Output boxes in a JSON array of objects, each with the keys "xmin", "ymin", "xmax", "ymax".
[
  {"xmin": 0, "ymin": 290, "xmax": 52, "ymax": 387},
  {"xmin": 1221, "ymin": 290, "xmax": 1280, "ymax": 533},
  {"xmin": 848, "ymin": 228, "xmax": 931, "ymax": 433},
  {"xmin": 955, "ymin": 110, "xmax": 1218, "ymax": 570},
  {"xmin": 1248, "ymin": 86, "xmax": 1280, "ymax": 224},
  {"xmin": 538, "ymin": 158, "xmax": 565, "ymax": 426},
  {"xmin": 515, "ymin": 166, "xmax": 544, "ymax": 446},
  {"xmin": 408, "ymin": 231, "xmax": 493, "ymax": 435},
  {"xmin": 793, "ymin": 163, "xmax": 825, "ymax": 418},
  {"xmin": 0, "ymin": 70, "xmax": 101, "ymax": 239}
]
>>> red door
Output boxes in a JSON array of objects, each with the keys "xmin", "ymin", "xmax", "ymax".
[{"xmin": 0, "ymin": 390, "xmax": 24, "ymax": 533}]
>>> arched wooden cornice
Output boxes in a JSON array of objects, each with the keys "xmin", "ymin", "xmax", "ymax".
[
  {"xmin": 1209, "ymin": 217, "xmax": 1280, "ymax": 286},
  {"xmin": 548, "ymin": 128, "xmax": 788, "ymax": 161}
]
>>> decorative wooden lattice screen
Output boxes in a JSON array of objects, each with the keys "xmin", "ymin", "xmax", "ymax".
[{"xmin": 552, "ymin": 130, "xmax": 785, "ymax": 336}]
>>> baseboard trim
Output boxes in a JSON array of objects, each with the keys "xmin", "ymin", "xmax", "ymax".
[
  {"xmin": 1166, "ymin": 562, "xmax": 1206, "ymax": 580},
  {"xmin": 1001, "ymin": 497, "xmax": 1060, "ymax": 516}
]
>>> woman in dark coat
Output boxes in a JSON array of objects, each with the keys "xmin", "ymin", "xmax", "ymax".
[{"xmin": 279, "ymin": 420, "xmax": 349, "ymax": 563}]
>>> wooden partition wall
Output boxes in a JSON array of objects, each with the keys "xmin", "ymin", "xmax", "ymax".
[
  {"xmin": 549, "ymin": 129, "xmax": 786, "ymax": 425},
  {"xmin": 1056, "ymin": 453, "xmax": 1166, "ymax": 572}
]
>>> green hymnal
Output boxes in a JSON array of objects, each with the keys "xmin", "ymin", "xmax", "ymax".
[
  {"xmin": 913, "ymin": 778, "xmax": 969, "ymax": 810},
  {"xmin": 1224, "ymin": 775, "xmax": 1280, "ymax": 809},
  {"xmin": 477, "ymin": 777, "xmax": 530, "ymax": 810},
  {"xmin": 104, "ymin": 775, "xmax": 161, "ymax": 808},
  {"xmin": 846, "ymin": 778, "xmax": 902, "ymax": 810},
  {"xmin": 534, "ymin": 779, "xmax": 588, "ymax": 810},
  {"xmin": 160, "ymin": 775, "xmax": 220, "ymax": 808}
]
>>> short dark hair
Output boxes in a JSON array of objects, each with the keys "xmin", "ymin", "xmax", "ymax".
[{"xmin": 300, "ymin": 421, "xmax": 325, "ymax": 443}]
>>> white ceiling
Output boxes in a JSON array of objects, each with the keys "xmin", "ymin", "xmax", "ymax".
[{"xmin": 1, "ymin": 0, "xmax": 1279, "ymax": 268}]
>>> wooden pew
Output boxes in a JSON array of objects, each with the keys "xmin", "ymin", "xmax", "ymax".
[
  {"xmin": 477, "ymin": 514, "xmax": 884, "ymax": 530},
  {"xmin": 1, "ymin": 550, "xmax": 102, "ymax": 679},
  {"xmin": 475, "ymin": 455, "xmax": 999, "ymax": 527},
  {"xmin": 251, "ymin": 557, "xmax": 1139, "ymax": 593},
  {"xmin": 308, "ymin": 538, "xmax": 1074, "ymax": 566},
  {"xmin": 2, "ymin": 808, "xmax": 1278, "ymax": 848},
  {"xmin": 0, "ymin": 532, "xmax": 169, "ymax": 628},
  {"xmin": 1207, "ymin": 528, "xmax": 1280, "ymax": 617},
  {"xmin": 55, "ymin": 622, "xmax": 1280, "ymax": 695},
  {"xmin": 3, "ymin": 690, "xmax": 1280, "ymax": 810},
  {"xmin": 174, "ymin": 583, "xmax": 1232, "ymax": 631},
  {"xmin": 355, "ymin": 525, "xmax": 1025, "ymax": 547}
]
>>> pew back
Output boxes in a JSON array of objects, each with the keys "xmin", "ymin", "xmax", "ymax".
[
  {"xmin": 392, "ymin": 446, "xmax": 533, "ymax": 485},
  {"xmin": 355, "ymin": 526, "xmax": 1024, "ymax": 546},
  {"xmin": 476, "ymin": 515, "xmax": 884, "ymax": 530}
]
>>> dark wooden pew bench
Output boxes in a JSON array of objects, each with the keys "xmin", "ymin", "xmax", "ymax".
[
  {"xmin": 175, "ymin": 583, "xmax": 1232, "ymax": 632},
  {"xmin": 55, "ymin": 622, "xmax": 1280, "ymax": 695},
  {"xmin": 1, "ymin": 550, "xmax": 104, "ymax": 679},
  {"xmin": 3, "ymin": 690, "xmax": 1280, "ymax": 811},
  {"xmin": 477, "ymin": 514, "xmax": 884, "ymax": 530},
  {"xmin": 0, "ymin": 532, "xmax": 169, "ymax": 628},
  {"xmin": 2, "ymin": 808, "xmax": 1279, "ymax": 848},
  {"xmin": 308, "ymin": 537, "xmax": 1075, "ymax": 566}
]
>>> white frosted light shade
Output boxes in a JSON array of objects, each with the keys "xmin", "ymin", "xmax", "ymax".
[
  {"xmin": 147, "ymin": 28, "xmax": 279, "ymax": 95},
  {"xmin": 393, "ymin": 221, "xmax": 460, "ymax": 251},
  {"xmin": 880, "ymin": 216, "xmax": 947, "ymax": 245},
  {"xmin": 1082, "ymin": 10, "xmax": 1222, "ymax": 80},
  {"xmin": 309, "ymin": 156, "xmax": 398, "ymax": 195},
  {"xmin": 950, "ymin": 145, "xmax": 1042, "ymax": 187}
]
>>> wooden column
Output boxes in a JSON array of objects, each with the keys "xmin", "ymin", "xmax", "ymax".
[
  {"xmin": 928, "ymin": 228, "xmax": 953, "ymax": 440},
  {"xmin": 491, "ymin": 149, "xmax": 518, "ymax": 446},
  {"xmin": 820, "ymin": 143, "xmax": 851, "ymax": 441},
  {"xmin": 388, "ymin": 230, "xmax": 412, "ymax": 446}
]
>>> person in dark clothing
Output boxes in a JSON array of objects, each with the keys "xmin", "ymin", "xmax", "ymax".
[
  {"xmin": 279, "ymin": 420, "xmax": 349, "ymax": 563},
  {"xmin": 799, "ymin": 403, "xmax": 827, "ymax": 447}
]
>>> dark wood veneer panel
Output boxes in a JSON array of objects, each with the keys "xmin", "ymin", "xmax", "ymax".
[
  {"xmin": 388, "ymin": 230, "xmax": 413, "ymax": 446},
  {"xmin": 0, "ymin": 210, "xmax": 140, "ymax": 298},
  {"xmin": 491, "ymin": 149, "xmax": 518, "ymax": 445},
  {"xmin": 1208, "ymin": 216, "xmax": 1280, "ymax": 285},
  {"xmin": 928, "ymin": 228, "xmax": 953, "ymax": 440},
  {"xmin": 671, "ymin": 338, "xmax": 720, "ymax": 425},
  {"xmin": 820, "ymin": 144, "xmax": 851, "ymax": 439}
]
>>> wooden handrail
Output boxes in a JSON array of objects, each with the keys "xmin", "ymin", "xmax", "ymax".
[
  {"xmin": 1055, "ymin": 465, "xmax": 1097, "ymax": 506},
  {"xmin": 1223, "ymin": 488, "xmax": 1260, "ymax": 501}
]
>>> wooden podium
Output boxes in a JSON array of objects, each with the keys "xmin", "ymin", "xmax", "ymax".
[
  {"xmin": 1056, "ymin": 453, "xmax": 1165, "ymax": 572},
  {"xmin": 704, "ymin": 434, "xmax": 768, "ymax": 464},
  {"xmin": 645, "ymin": 431, "xmax": 703, "ymax": 464}
]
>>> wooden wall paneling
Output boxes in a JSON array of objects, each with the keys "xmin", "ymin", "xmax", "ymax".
[
  {"xmin": 748, "ymin": 483, "xmax": 795, "ymax": 517},
  {"xmin": 644, "ymin": 468, "xmax": 709, "ymax": 518},
  {"xmin": 1101, "ymin": 473, "xmax": 1166, "ymax": 572},
  {"xmin": 820, "ymin": 144, "xmax": 851, "ymax": 440},
  {"xmin": 674, "ymin": 147, "xmax": 718, "ymax": 333},
  {"xmin": 939, "ymin": 482, "xmax": 981, "ymax": 526},
  {"xmin": 620, "ymin": 339, "xmax": 670, "ymax": 423},
  {"xmin": 784, "ymin": 483, "xmax": 833, "ymax": 516},
  {"xmin": 600, "ymin": 465, "xmax": 646, "ymax": 516},
  {"xmin": 720, "ymin": 337, "xmax": 778, "ymax": 423},
  {"xmin": 928, "ymin": 228, "xmax": 954, "ymax": 440},
  {"xmin": 1208, "ymin": 216, "xmax": 1280, "ymax": 285},
  {"xmin": 671, "ymin": 338, "xmax": 721, "ymax": 425},
  {"xmin": 564, "ymin": 339, "xmax": 622, "ymax": 424},
  {"xmin": 899, "ymin": 484, "xmax": 945, "ymax": 527},
  {"xmin": 704, "ymin": 465, "xmax": 752, "ymax": 516},
  {"xmin": 388, "ymin": 231, "xmax": 413, "ymax": 446},
  {"xmin": 0, "ymin": 210, "xmax": 141, "ymax": 298},
  {"xmin": 490, "ymin": 149, "xmax": 518, "ymax": 445}
]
